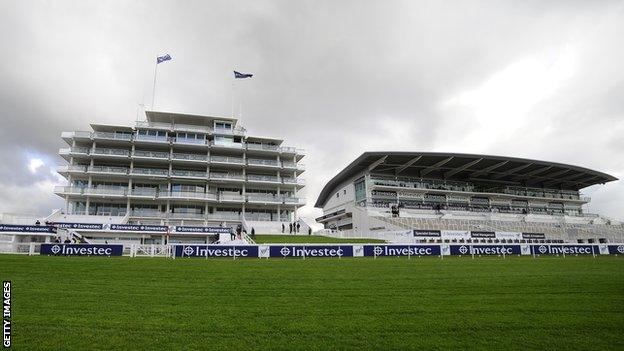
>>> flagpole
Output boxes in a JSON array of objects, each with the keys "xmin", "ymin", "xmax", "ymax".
[
  {"xmin": 151, "ymin": 62, "xmax": 158, "ymax": 110},
  {"xmin": 231, "ymin": 78, "xmax": 235, "ymax": 118}
]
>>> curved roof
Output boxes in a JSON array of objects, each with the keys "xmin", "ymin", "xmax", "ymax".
[{"xmin": 314, "ymin": 151, "xmax": 618, "ymax": 208}]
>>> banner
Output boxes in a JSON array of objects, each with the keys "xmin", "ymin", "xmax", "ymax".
[
  {"xmin": 175, "ymin": 245, "xmax": 258, "ymax": 258},
  {"xmin": 531, "ymin": 245, "xmax": 598, "ymax": 255},
  {"xmin": 607, "ymin": 245, "xmax": 624, "ymax": 255},
  {"xmin": 269, "ymin": 245, "xmax": 353, "ymax": 258},
  {"xmin": 109, "ymin": 224, "xmax": 168, "ymax": 232},
  {"xmin": 175, "ymin": 226, "xmax": 231, "ymax": 234},
  {"xmin": 52, "ymin": 222, "xmax": 104, "ymax": 230},
  {"xmin": 0, "ymin": 224, "xmax": 55, "ymax": 233},
  {"xmin": 522, "ymin": 232, "xmax": 545, "ymax": 240},
  {"xmin": 363, "ymin": 245, "xmax": 440, "ymax": 257},
  {"xmin": 470, "ymin": 231, "xmax": 495, "ymax": 238},
  {"xmin": 413, "ymin": 230, "xmax": 441, "ymax": 237},
  {"xmin": 449, "ymin": 245, "xmax": 521, "ymax": 255},
  {"xmin": 41, "ymin": 244, "xmax": 123, "ymax": 256}
]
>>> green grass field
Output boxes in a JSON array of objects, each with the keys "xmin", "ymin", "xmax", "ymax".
[
  {"xmin": 252, "ymin": 234, "xmax": 386, "ymax": 243},
  {"xmin": 1, "ymin": 255, "xmax": 623, "ymax": 350}
]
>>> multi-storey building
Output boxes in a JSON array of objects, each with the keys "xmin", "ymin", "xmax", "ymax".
[
  {"xmin": 55, "ymin": 110, "xmax": 305, "ymax": 230},
  {"xmin": 315, "ymin": 152, "xmax": 624, "ymax": 243}
]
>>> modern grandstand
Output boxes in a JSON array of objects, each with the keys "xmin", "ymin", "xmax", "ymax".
[{"xmin": 315, "ymin": 151, "xmax": 624, "ymax": 243}]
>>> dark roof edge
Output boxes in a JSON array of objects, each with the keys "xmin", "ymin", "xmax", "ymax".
[{"xmin": 313, "ymin": 151, "xmax": 618, "ymax": 208}]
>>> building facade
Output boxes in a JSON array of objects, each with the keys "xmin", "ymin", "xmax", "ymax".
[
  {"xmin": 315, "ymin": 152, "xmax": 624, "ymax": 243},
  {"xmin": 55, "ymin": 111, "xmax": 305, "ymax": 229}
]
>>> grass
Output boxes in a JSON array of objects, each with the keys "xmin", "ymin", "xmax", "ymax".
[
  {"xmin": 251, "ymin": 234, "xmax": 386, "ymax": 244},
  {"xmin": 1, "ymin": 255, "xmax": 623, "ymax": 350}
]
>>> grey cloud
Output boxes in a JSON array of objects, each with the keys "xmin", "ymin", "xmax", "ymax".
[{"xmin": 0, "ymin": 0, "xmax": 623, "ymax": 222}]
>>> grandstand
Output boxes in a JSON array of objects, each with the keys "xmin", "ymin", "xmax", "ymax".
[{"xmin": 315, "ymin": 152, "xmax": 624, "ymax": 243}]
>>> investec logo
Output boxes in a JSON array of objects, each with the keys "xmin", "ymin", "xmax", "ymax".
[
  {"xmin": 374, "ymin": 246, "xmax": 433, "ymax": 256},
  {"xmin": 51, "ymin": 245, "xmax": 113, "ymax": 256},
  {"xmin": 280, "ymin": 246, "xmax": 344, "ymax": 257},
  {"xmin": 183, "ymin": 245, "xmax": 250, "ymax": 257},
  {"xmin": 618, "ymin": 245, "xmax": 624, "ymax": 254},
  {"xmin": 459, "ymin": 245, "xmax": 513, "ymax": 255},
  {"xmin": 538, "ymin": 245, "xmax": 592, "ymax": 254}
]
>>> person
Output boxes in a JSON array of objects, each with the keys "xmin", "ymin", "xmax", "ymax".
[
  {"xmin": 281, "ymin": 223, "xmax": 285, "ymax": 233},
  {"xmin": 289, "ymin": 222, "xmax": 293, "ymax": 234},
  {"xmin": 251, "ymin": 227, "xmax": 256, "ymax": 239},
  {"xmin": 296, "ymin": 222, "xmax": 301, "ymax": 233},
  {"xmin": 308, "ymin": 227, "xmax": 312, "ymax": 236},
  {"xmin": 105, "ymin": 240, "xmax": 108, "ymax": 244},
  {"xmin": 35, "ymin": 220, "xmax": 41, "ymax": 226},
  {"xmin": 54, "ymin": 237, "xmax": 60, "ymax": 243},
  {"xmin": 64, "ymin": 238, "xmax": 71, "ymax": 244}
]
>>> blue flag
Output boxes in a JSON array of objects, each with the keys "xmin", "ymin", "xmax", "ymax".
[
  {"xmin": 234, "ymin": 71, "xmax": 253, "ymax": 79},
  {"xmin": 157, "ymin": 54, "xmax": 172, "ymax": 64}
]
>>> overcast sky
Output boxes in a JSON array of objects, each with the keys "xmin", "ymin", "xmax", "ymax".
[{"xmin": 1, "ymin": 0, "xmax": 623, "ymax": 225}]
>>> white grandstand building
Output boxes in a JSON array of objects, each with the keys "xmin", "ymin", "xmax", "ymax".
[
  {"xmin": 35, "ymin": 110, "xmax": 306, "ymax": 243},
  {"xmin": 315, "ymin": 152, "xmax": 624, "ymax": 243}
]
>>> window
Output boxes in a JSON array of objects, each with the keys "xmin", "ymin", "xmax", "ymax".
[
  {"xmin": 336, "ymin": 193, "xmax": 339, "ymax": 198},
  {"xmin": 343, "ymin": 189, "xmax": 347, "ymax": 195},
  {"xmin": 354, "ymin": 178, "xmax": 366, "ymax": 202}
]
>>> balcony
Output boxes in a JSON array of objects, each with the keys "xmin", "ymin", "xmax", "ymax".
[
  {"xmin": 282, "ymin": 196, "xmax": 305, "ymax": 205},
  {"xmin": 173, "ymin": 137, "xmax": 207, "ymax": 146},
  {"xmin": 129, "ymin": 210, "xmax": 165, "ymax": 218},
  {"xmin": 57, "ymin": 165, "xmax": 88, "ymax": 174},
  {"xmin": 85, "ymin": 187, "xmax": 127, "ymax": 197},
  {"xmin": 54, "ymin": 186, "xmax": 84, "ymax": 195},
  {"xmin": 93, "ymin": 132, "xmax": 132, "ymax": 142},
  {"xmin": 170, "ymin": 170, "xmax": 207, "ymax": 179},
  {"xmin": 62, "ymin": 131, "xmax": 91, "ymax": 140},
  {"xmin": 168, "ymin": 212, "xmax": 206, "ymax": 220},
  {"xmin": 210, "ymin": 155, "xmax": 245, "ymax": 165},
  {"xmin": 281, "ymin": 161, "xmax": 305, "ymax": 171},
  {"xmin": 59, "ymin": 147, "xmax": 90, "ymax": 156},
  {"xmin": 247, "ymin": 174, "xmax": 280, "ymax": 183},
  {"xmin": 246, "ymin": 193, "xmax": 281, "ymax": 203},
  {"xmin": 131, "ymin": 167, "xmax": 168, "ymax": 177},
  {"xmin": 213, "ymin": 126, "xmax": 245, "ymax": 136},
  {"xmin": 133, "ymin": 150, "xmax": 169, "ymax": 160},
  {"xmin": 281, "ymin": 177, "xmax": 306, "ymax": 186},
  {"xmin": 210, "ymin": 141, "xmax": 244, "ymax": 150},
  {"xmin": 246, "ymin": 143, "xmax": 279, "ymax": 152},
  {"xmin": 172, "ymin": 123, "xmax": 211, "ymax": 134},
  {"xmin": 219, "ymin": 192, "xmax": 245, "ymax": 202},
  {"xmin": 207, "ymin": 212, "xmax": 241, "ymax": 221},
  {"xmin": 247, "ymin": 158, "xmax": 279, "ymax": 167},
  {"xmin": 91, "ymin": 148, "xmax": 130, "ymax": 158},
  {"xmin": 210, "ymin": 173, "xmax": 245, "ymax": 181},
  {"xmin": 172, "ymin": 153, "xmax": 208, "ymax": 162},
  {"xmin": 163, "ymin": 191, "xmax": 214, "ymax": 200},
  {"xmin": 134, "ymin": 134, "xmax": 168, "ymax": 143},
  {"xmin": 129, "ymin": 188, "xmax": 158, "ymax": 198},
  {"xmin": 88, "ymin": 166, "xmax": 129, "ymax": 175}
]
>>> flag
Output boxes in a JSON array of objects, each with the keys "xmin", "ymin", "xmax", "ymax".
[
  {"xmin": 234, "ymin": 71, "xmax": 253, "ymax": 79},
  {"xmin": 157, "ymin": 54, "xmax": 172, "ymax": 64}
]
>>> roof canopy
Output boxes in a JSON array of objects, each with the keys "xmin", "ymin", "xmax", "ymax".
[{"xmin": 314, "ymin": 151, "xmax": 617, "ymax": 207}]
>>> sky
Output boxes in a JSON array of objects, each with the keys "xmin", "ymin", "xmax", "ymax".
[{"xmin": 0, "ymin": 0, "xmax": 623, "ymax": 225}]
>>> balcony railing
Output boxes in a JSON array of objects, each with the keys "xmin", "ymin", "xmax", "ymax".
[
  {"xmin": 210, "ymin": 141, "xmax": 244, "ymax": 149},
  {"xmin": 171, "ymin": 170, "xmax": 207, "ymax": 179},
  {"xmin": 92, "ymin": 148, "xmax": 130, "ymax": 157},
  {"xmin": 88, "ymin": 166, "xmax": 129, "ymax": 175},
  {"xmin": 172, "ymin": 153, "xmax": 208, "ymax": 162},
  {"xmin": 57, "ymin": 165, "xmax": 88, "ymax": 173},
  {"xmin": 281, "ymin": 177, "xmax": 305, "ymax": 185},
  {"xmin": 133, "ymin": 150, "xmax": 169, "ymax": 159},
  {"xmin": 247, "ymin": 174, "xmax": 279, "ymax": 182},
  {"xmin": 135, "ymin": 135, "xmax": 168, "ymax": 143},
  {"xmin": 246, "ymin": 143, "xmax": 279, "ymax": 152},
  {"xmin": 131, "ymin": 168, "xmax": 168, "ymax": 176},
  {"xmin": 210, "ymin": 173, "xmax": 245, "ymax": 181},
  {"xmin": 59, "ymin": 147, "xmax": 90, "ymax": 155},
  {"xmin": 219, "ymin": 193, "xmax": 245, "ymax": 202},
  {"xmin": 93, "ymin": 132, "xmax": 132, "ymax": 141},
  {"xmin": 246, "ymin": 194, "xmax": 280, "ymax": 202},
  {"xmin": 173, "ymin": 137, "xmax": 207, "ymax": 145},
  {"xmin": 211, "ymin": 155, "xmax": 245, "ymax": 164},
  {"xmin": 129, "ymin": 188, "xmax": 158, "ymax": 197},
  {"xmin": 247, "ymin": 158, "xmax": 279, "ymax": 167},
  {"xmin": 207, "ymin": 212, "xmax": 241, "ymax": 220}
]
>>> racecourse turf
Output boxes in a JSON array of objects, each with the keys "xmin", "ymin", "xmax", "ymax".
[
  {"xmin": 1, "ymin": 255, "xmax": 623, "ymax": 350},
  {"xmin": 252, "ymin": 234, "xmax": 386, "ymax": 243}
]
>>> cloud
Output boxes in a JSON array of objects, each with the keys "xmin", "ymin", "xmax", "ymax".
[{"xmin": 0, "ymin": 0, "xmax": 623, "ymax": 225}]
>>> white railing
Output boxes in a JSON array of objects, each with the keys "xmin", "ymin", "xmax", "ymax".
[
  {"xmin": 210, "ymin": 173, "xmax": 245, "ymax": 181},
  {"xmin": 211, "ymin": 155, "xmax": 245, "ymax": 164},
  {"xmin": 92, "ymin": 148, "xmax": 130, "ymax": 157},
  {"xmin": 171, "ymin": 170, "xmax": 207, "ymax": 178},
  {"xmin": 247, "ymin": 174, "xmax": 279, "ymax": 182},
  {"xmin": 93, "ymin": 132, "xmax": 132, "ymax": 141},
  {"xmin": 133, "ymin": 150, "xmax": 169, "ymax": 159},
  {"xmin": 247, "ymin": 158, "xmax": 279, "ymax": 167},
  {"xmin": 89, "ymin": 166, "xmax": 129, "ymax": 174},
  {"xmin": 131, "ymin": 168, "xmax": 168, "ymax": 176},
  {"xmin": 173, "ymin": 153, "xmax": 208, "ymax": 162}
]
